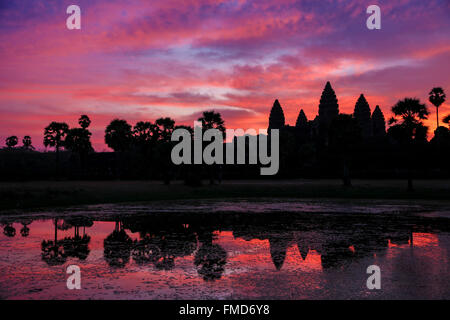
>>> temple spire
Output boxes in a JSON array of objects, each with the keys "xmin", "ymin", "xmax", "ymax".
[
  {"xmin": 354, "ymin": 94, "xmax": 372, "ymax": 139},
  {"xmin": 295, "ymin": 109, "xmax": 308, "ymax": 128},
  {"xmin": 268, "ymin": 99, "xmax": 285, "ymax": 130},
  {"xmin": 318, "ymin": 81, "xmax": 339, "ymax": 141},
  {"xmin": 372, "ymin": 105, "xmax": 386, "ymax": 137}
]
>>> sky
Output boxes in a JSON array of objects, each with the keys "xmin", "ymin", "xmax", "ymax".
[{"xmin": 0, "ymin": 0, "xmax": 449, "ymax": 151}]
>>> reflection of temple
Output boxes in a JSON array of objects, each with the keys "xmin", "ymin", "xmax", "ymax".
[
  {"xmin": 268, "ymin": 235, "xmax": 289, "ymax": 270},
  {"xmin": 2, "ymin": 210, "xmax": 446, "ymax": 279}
]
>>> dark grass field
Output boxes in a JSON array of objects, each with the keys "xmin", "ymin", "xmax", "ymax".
[{"xmin": 1, "ymin": 179, "xmax": 450, "ymax": 212}]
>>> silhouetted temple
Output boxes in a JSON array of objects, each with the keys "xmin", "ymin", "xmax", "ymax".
[
  {"xmin": 318, "ymin": 81, "xmax": 340, "ymax": 135},
  {"xmin": 354, "ymin": 94, "xmax": 373, "ymax": 139},
  {"xmin": 267, "ymin": 81, "xmax": 386, "ymax": 141},
  {"xmin": 295, "ymin": 109, "xmax": 308, "ymax": 129},
  {"xmin": 268, "ymin": 99, "xmax": 285, "ymax": 130},
  {"xmin": 372, "ymin": 105, "xmax": 386, "ymax": 138}
]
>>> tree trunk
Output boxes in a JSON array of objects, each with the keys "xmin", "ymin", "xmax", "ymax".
[
  {"xmin": 407, "ymin": 143, "xmax": 414, "ymax": 192},
  {"xmin": 56, "ymin": 145, "xmax": 60, "ymax": 180},
  {"xmin": 54, "ymin": 218, "xmax": 58, "ymax": 244},
  {"xmin": 436, "ymin": 106, "xmax": 439, "ymax": 129}
]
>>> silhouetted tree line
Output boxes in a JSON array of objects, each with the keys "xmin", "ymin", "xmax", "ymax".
[{"xmin": 0, "ymin": 83, "xmax": 449, "ymax": 188}]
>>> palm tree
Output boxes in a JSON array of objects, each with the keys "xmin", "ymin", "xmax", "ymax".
[
  {"xmin": 428, "ymin": 87, "xmax": 446, "ymax": 129},
  {"xmin": 44, "ymin": 122, "xmax": 69, "ymax": 151},
  {"xmin": 197, "ymin": 111, "xmax": 226, "ymax": 184},
  {"xmin": 388, "ymin": 98, "xmax": 429, "ymax": 142},
  {"xmin": 44, "ymin": 122, "xmax": 69, "ymax": 178},
  {"xmin": 105, "ymin": 119, "xmax": 133, "ymax": 178},
  {"xmin": 154, "ymin": 118, "xmax": 176, "ymax": 184},
  {"xmin": 132, "ymin": 121, "xmax": 159, "ymax": 178},
  {"xmin": 78, "ymin": 114, "xmax": 91, "ymax": 129},
  {"xmin": 105, "ymin": 119, "xmax": 133, "ymax": 152},
  {"xmin": 22, "ymin": 136, "xmax": 34, "ymax": 150},
  {"xmin": 155, "ymin": 117, "xmax": 175, "ymax": 142},
  {"xmin": 68, "ymin": 115, "xmax": 93, "ymax": 175},
  {"xmin": 133, "ymin": 121, "xmax": 159, "ymax": 148},
  {"xmin": 65, "ymin": 128, "xmax": 93, "ymax": 154},
  {"xmin": 66, "ymin": 127, "xmax": 93, "ymax": 176},
  {"xmin": 198, "ymin": 110, "xmax": 226, "ymax": 133},
  {"xmin": 65, "ymin": 128, "xmax": 93, "ymax": 153},
  {"xmin": 5, "ymin": 136, "xmax": 18, "ymax": 148},
  {"xmin": 388, "ymin": 98, "xmax": 429, "ymax": 191}
]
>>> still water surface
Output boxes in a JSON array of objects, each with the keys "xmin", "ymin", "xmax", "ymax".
[{"xmin": 0, "ymin": 200, "xmax": 449, "ymax": 299}]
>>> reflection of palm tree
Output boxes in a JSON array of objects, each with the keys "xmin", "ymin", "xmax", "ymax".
[
  {"xmin": 41, "ymin": 218, "xmax": 67, "ymax": 266},
  {"xmin": 132, "ymin": 236, "xmax": 161, "ymax": 265},
  {"xmin": 63, "ymin": 225, "xmax": 91, "ymax": 260},
  {"xmin": 131, "ymin": 227, "xmax": 197, "ymax": 270},
  {"xmin": 155, "ymin": 256, "xmax": 175, "ymax": 270},
  {"xmin": 3, "ymin": 223, "xmax": 16, "ymax": 237},
  {"xmin": 104, "ymin": 221, "xmax": 132, "ymax": 268},
  {"xmin": 268, "ymin": 236, "xmax": 289, "ymax": 270},
  {"xmin": 194, "ymin": 243, "xmax": 227, "ymax": 281},
  {"xmin": 163, "ymin": 230, "xmax": 197, "ymax": 257},
  {"xmin": 157, "ymin": 230, "xmax": 197, "ymax": 270},
  {"xmin": 20, "ymin": 220, "xmax": 32, "ymax": 237}
]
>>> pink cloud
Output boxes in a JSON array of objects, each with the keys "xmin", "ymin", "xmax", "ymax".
[{"xmin": 1, "ymin": 0, "xmax": 449, "ymax": 149}]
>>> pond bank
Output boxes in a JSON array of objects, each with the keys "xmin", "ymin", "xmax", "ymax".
[{"xmin": 1, "ymin": 179, "xmax": 450, "ymax": 212}]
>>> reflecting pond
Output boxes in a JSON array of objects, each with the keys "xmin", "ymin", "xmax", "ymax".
[{"xmin": 0, "ymin": 200, "xmax": 449, "ymax": 299}]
